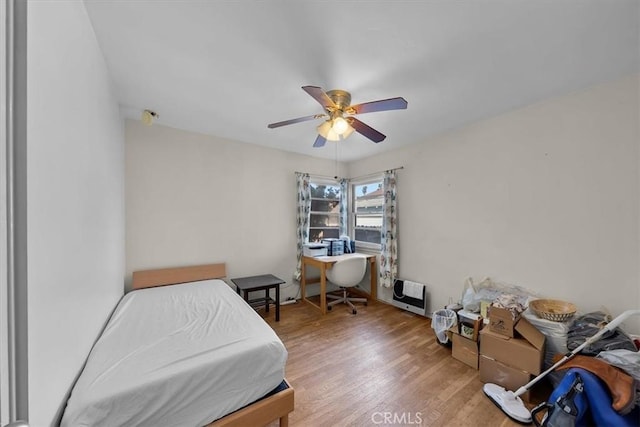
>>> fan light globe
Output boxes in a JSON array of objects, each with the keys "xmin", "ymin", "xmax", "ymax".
[
  {"xmin": 340, "ymin": 124, "xmax": 355, "ymax": 139},
  {"xmin": 332, "ymin": 117, "xmax": 349, "ymax": 134},
  {"xmin": 317, "ymin": 120, "xmax": 355, "ymax": 142},
  {"xmin": 317, "ymin": 121, "xmax": 338, "ymax": 141}
]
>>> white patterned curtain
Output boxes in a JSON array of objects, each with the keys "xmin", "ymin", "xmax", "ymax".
[
  {"xmin": 294, "ymin": 173, "xmax": 311, "ymax": 281},
  {"xmin": 380, "ymin": 170, "xmax": 398, "ymax": 288},
  {"xmin": 338, "ymin": 178, "xmax": 349, "ymax": 237}
]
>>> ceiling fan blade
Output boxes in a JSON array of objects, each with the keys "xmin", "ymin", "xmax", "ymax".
[
  {"xmin": 348, "ymin": 117, "xmax": 386, "ymax": 143},
  {"xmin": 313, "ymin": 134, "xmax": 327, "ymax": 148},
  {"xmin": 267, "ymin": 113, "xmax": 326, "ymax": 129},
  {"xmin": 302, "ymin": 86, "xmax": 336, "ymax": 110},
  {"xmin": 348, "ymin": 97, "xmax": 408, "ymax": 115}
]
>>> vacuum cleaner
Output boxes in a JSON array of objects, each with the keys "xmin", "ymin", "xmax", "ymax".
[{"xmin": 483, "ymin": 309, "xmax": 640, "ymax": 424}]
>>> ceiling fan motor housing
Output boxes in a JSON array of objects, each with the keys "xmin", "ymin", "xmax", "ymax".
[{"xmin": 326, "ymin": 90, "xmax": 351, "ymax": 111}]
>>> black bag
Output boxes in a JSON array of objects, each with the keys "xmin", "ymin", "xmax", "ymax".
[{"xmin": 567, "ymin": 312, "xmax": 636, "ymax": 356}]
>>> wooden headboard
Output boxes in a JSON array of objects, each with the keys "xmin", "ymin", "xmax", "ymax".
[{"xmin": 131, "ymin": 263, "xmax": 227, "ymax": 290}]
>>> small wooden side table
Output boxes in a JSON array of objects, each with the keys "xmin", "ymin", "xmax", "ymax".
[{"xmin": 231, "ymin": 274, "xmax": 285, "ymax": 321}]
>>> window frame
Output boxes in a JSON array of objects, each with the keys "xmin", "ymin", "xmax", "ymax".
[{"xmin": 349, "ymin": 175, "xmax": 384, "ymax": 251}]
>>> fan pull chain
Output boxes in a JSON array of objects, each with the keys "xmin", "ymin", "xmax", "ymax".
[{"xmin": 334, "ymin": 141, "xmax": 339, "ymax": 180}]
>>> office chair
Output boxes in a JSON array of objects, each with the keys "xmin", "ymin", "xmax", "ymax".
[{"xmin": 326, "ymin": 255, "xmax": 368, "ymax": 314}]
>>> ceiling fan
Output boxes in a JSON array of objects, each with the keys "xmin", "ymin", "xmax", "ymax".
[{"xmin": 267, "ymin": 86, "xmax": 408, "ymax": 148}]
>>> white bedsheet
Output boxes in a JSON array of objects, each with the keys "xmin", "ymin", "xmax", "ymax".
[{"xmin": 61, "ymin": 279, "xmax": 287, "ymax": 427}]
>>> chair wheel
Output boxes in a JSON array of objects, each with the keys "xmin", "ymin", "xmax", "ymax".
[
  {"xmin": 352, "ymin": 309, "xmax": 357, "ymax": 315},
  {"xmin": 327, "ymin": 306, "xmax": 332, "ymax": 311}
]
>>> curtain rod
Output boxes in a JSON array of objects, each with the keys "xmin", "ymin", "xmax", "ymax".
[
  {"xmin": 294, "ymin": 166, "xmax": 404, "ymax": 181},
  {"xmin": 294, "ymin": 172, "xmax": 340, "ymax": 180},
  {"xmin": 350, "ymin": 166, "xmax": 404, "ymax": 181}
]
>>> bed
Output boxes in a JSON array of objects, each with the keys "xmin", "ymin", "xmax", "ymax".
[{"xmin": 60, "ymin": 263, "xmax": 294, "ymax": 427}]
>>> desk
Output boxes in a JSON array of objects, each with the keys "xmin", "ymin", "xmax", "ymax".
[
  {"xmin": 301, "ymin": 253, "xmax": 377, "ymax": 314},
  {"xmin": 231, "ymin": 274, "xmax": 285, "ymax": 321}
]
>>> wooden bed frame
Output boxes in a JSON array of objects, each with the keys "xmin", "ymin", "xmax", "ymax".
[{"xmin": 131, "ymin": 263, "xmax": 294, "ymax": 427}]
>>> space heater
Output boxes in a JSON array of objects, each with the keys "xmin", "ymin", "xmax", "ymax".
[{"xmin": 391, "ymin": 279, "xmax": 428, "ymax": 317}]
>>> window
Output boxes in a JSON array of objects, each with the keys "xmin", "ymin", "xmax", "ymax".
[
  {"xmin": 351, "ymin": 178, "xmax": 383, "ymax": 249},
  {"xmin": 309, "ymin": 180, "xmax": 341, "ymax": 242}
]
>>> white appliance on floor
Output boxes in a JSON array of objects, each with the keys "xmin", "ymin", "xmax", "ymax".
[{"xmin": 391, "ymin": 279, "xmax": 428, "ymax": 316}]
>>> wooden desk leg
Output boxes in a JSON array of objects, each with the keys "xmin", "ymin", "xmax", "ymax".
[
  {"xmin": 369, "ymin": 257, "xmax": 377, "ymax": 301},
  {"xmin": 265, "ymin": 289, "xmax": 270, "ymax": 313},
  {"xmin": 320, "ymin": 264, "xmax": 327, "ymax": 315}
]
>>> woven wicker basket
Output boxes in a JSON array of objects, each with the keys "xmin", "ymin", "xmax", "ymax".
[{"xmin": 530, "ymin": 299, "xmax": 577, "ymax": 322}]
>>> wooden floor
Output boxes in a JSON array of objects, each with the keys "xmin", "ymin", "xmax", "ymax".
[{"xmin": 261, "ymin": 298, "xmax": 540, "ymax": 427}]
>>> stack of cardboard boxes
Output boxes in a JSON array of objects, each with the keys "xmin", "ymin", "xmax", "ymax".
[
  {"xmin": 448, "ymin": 311, "xmax": 482, "ymax": 369},
  {"xmin": 479, "ymin": 306, "xmax": 546, "ymax": 401},
  {"xmin": 446, "ymin": 305, "xmax": 546, "ymax": 401}
]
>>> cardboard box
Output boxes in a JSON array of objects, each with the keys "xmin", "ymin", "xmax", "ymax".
[
  {"xmin": 480, "ymin": 317, "xmax": 545, "ymax": 375},
  {"xmin": 488, "ymin": 306, "xmax": 520, "ymax": 337},
  {"xmin": 459, "ymin": 322, "xmax": 476, "ymax": 340},
  {"xmin": 515, "ymin": 316, "xmax": 547, "ymax": 352},
  {"xmin": 457, "ymin": 310, "xmax": 483, "ymax": 341},
  {"xmin": 479, "ymin": 355, "xmax": 532, "ymax": 402},
  {"xmin": 451, "ymin": 332, "xmax": 479, "ymax": 369}
]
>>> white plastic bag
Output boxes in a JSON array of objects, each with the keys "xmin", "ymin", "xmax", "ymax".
[
  {"xmin": 461, "ymin": 277, "xmax": 491, "ymax": 312},
  {"xmin": 432, "ymin": 309, "xmax": 457, "ymax": 344},
  {"xmin": 461, "ymin": 277, "xmax": 479, "ymax": 312},
  {"xmin": 461, "ymin": 276, "xmax": 537, "ymax": 313}
]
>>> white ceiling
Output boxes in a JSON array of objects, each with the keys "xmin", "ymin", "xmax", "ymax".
[{"xmin": 84, "ymin": 0, "xmax": 639, "ymax": 162}]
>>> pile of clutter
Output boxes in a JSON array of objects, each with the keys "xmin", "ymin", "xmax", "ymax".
[
  {"xmin": 492, "ymin": 294, "xmax": 527, "ymax": 317},
  {"xmin": 531, "ymin": 310, "xmax": 640, "ymax": 425},
  {"xmin": 432, "ymin": 276, "xmax": 640, "ymax": 425}
]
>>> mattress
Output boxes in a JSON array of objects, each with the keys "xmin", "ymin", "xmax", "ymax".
[{"xmin": 61, "ymin": 279, "xmax": 288, "ymax": 427}]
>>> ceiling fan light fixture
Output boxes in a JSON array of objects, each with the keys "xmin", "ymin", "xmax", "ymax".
[
  {"xmin": 317, "ymin": 120, "xmax": 354, "ymax": 142},
  {"xmin": 340, "ymin": 123, "xmax": 355, "ymax": 139},
  {"xmin": 331, "ymin": 116, "xmax": 349, "ymax": 134},
  {"xmin": 267, "ymin": 85, "xmax": 407, "ymax": 147}
]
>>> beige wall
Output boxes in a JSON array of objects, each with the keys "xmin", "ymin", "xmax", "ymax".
[
  {"xmin": 348, "ymin": 74, "xmax": 640, "ymax": 333},
  {"xmin": 125, "ymin": 120, "xmax": 343, "ymax": 300}
]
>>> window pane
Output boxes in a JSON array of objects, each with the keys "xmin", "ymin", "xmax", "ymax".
[
  {"xmin": 311, "ymin": 199, "xmax": 339, "ymax": 213},
  {"xmin": 310, "ymin": 213, "xmax": 339, "ymax": 227},
  {"xmin": 310, "ymin": 184, "xmax": 341, "ymax": 200},
  {"xmin": 309, "ymin": 228, "xmax": 340, "ymax": 242},
  {"xmin": 355, "ymin": 228, "xmax": 381, "ymax": 244},
  {"xmin": 355, "ymin": 214, "xmax": 382, "ymax": 245},
  {"xmin": 355, "ymin": 182, "xmax": 383, "ymax": 213},
  {"xmin": 309, "ymin": 181, "xmax": 341, "ymax": 244},
  {"xmin": 355, "ymin": 214, "xmax": 382, "ymax": 228},
  {"xmin": 353, "ymin": 180, "xmax": 383, "ymax": 246}
]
